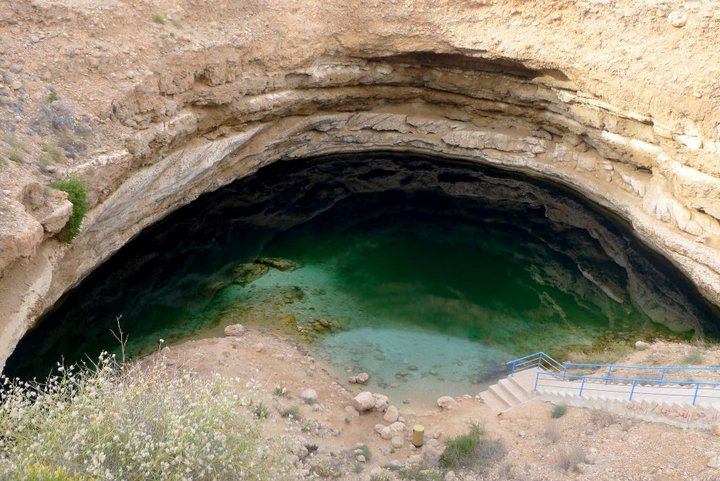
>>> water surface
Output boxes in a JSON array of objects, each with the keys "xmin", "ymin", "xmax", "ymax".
[{"xmin": 6, "ymin": 153, "xmax": 719, "ymax": 403}]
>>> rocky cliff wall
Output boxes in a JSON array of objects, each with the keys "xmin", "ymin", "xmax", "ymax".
[{"xmin": 1, "ymin": 0, "xmax": 720, "ymax": 369}]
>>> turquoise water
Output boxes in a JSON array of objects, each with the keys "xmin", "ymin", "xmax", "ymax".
[{"xmin": 7, "ymin": 153, "xmax": 719, "ymax": 402}]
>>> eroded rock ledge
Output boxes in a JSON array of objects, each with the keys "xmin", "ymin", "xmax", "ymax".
[{"xmin": 2, "ymin": 1, "xmax": 720, "ymax": 369}]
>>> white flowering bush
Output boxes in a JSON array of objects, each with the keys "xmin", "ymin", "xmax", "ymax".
[{"xmin": 0, "ymin": 353, "xmax": 298, "ymax": 481}]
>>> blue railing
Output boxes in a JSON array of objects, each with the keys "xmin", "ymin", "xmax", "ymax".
[
  {"xmin": 506, "ymin": 352, "xmax": 720, "ymax": 406},
  {"xmin": 506, "ymin": 352, "xmax": 565, "ymax": 376}
]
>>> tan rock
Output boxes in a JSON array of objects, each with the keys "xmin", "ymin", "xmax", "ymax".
[
  {"xmin": 223, "ymin": 324, "xmax": 246, "ymax": 337},
  {"xmin": 437, "ymin": 396, "xmax": 458, "ymax": 410}
]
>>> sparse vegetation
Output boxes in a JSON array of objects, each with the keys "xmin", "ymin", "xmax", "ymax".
[
  {"xmin": 0, "ymin": 353, "xmax": 299, "ymax": 481},
  {"xmin": 0, "ymin": 132, "xmax": 24, "ymax": 150},
  {"xmin": 252, "ymin": 401, "xmax": 269, "ymax": 419},
  {"xmin": 551, "ymin": 403, "xmax": 568, "ymax": 418},
  {"xmin": 590, "ymin": 409, "xmax": 617, "ymax": 428},
  {"xmin": 47, "ymin": 177, "xmax": 88, "ymax": 243},
  {"xmin": 7, "ymin": 150, "xmax": 22, "ymax": 163},
  {"xmin": 273, "ymin": 384, "xmax": 288, "ymax": 396},
  {"xmin": 153, "ymin": 13, "xmax": 166, "ymax": 24},
  {"xmin": 47, "ymin": 90, "xmax": 60, "ymax": 103},
  {"xmin": 556, "ymin": 445, "xmax": 587, "ymax": 471},
  {"xmin": 439, "ymin": 423, "xmax": 506, "ymax": 471},
  {"xmin": 682, "ymin": 349, "xmax": 704, "ymax": 365},
  {"xmin": 39, "ymin": 143, "xmax": 66, "ymax": 165},
  {"xmin": 382, "ymin": 464, "xmax": 443, "ymax": 481},
  {"xmin": 8, "ymin": 464, "xmax": 94, "ymax": 481},
  {"xmin": 171, "ymin": 19, "xmax": 183, "ymax": 29},
  {"xmin": 280, "ymin": 404, "xmax": 302, "ymax": 420},
  {"xmin": 544, "ymin": 421, "xmax": 562, "ymax": 444},
  {"xmin": 354, "ymin": 443, "xmax": 372, "ymax": 461}
]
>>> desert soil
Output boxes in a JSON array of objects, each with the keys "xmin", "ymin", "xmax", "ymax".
[{"xmin": 152, "ymin": 329, "xmax": 720, "ymax": 481}]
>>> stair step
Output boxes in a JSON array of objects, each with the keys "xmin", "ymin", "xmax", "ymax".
[
  {"xmin": 480, "ymin": 389, "xmax": 511, "ymax": 414},
  {"xmin": 498, "ymin": 379, "xmax": 528, "ymax": 403},
  {"xmin": 507, "ymin": 376, "xmax": 535, "ymax": 399},
  {"xmin": 489, "ymin": 384, "xmax": 518, "ymax": 407}
]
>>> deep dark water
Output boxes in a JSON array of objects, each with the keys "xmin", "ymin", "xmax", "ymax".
[{"xmin": 6, "ymin": 153, "xmax": 720, "ymax": 399}]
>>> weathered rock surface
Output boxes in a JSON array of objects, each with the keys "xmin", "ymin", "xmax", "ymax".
[
  {"xmin": 223, "ymin": 324, "xmax": 246, "ymax": 337},
  {"xmin": 2, "ymin": 0, "xmax": 720, "ymax": 369},
  {"xmin": 353, "ymin": 391, "xmax": 376, "ymax": 412}
]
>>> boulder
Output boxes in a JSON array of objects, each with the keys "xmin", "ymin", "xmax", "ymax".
[
  {"xmin": 437, "ymin": 396, "xmax": 458, "ymax": 410},
  {"xmin": 389, "ymin": 421, "xmax": 406, "ymax": 433},
  {"xmin": 224, "ymin": 324, "xmax": 246, "ymax": 337},
  {"xmin": 373, "ymin": 393, "xmax": 390, "ymax": 411},
  {"xmin": 353, "ymin": 391, "xmax": 376, "ymax": 412},
  {"xmin": 301, "ymin": 388, "xmax": 317, "ymax": 404},
  {"xmin": 635, "ymin": 340, "xmax": 650, "ymax": 350},
  {"xmin": 391, "ymin": 435, "xmax": 404, "ymax": 449},
  {"xmin": 383, "ymin": 405, "xmax": 399, "ymax": 423}
]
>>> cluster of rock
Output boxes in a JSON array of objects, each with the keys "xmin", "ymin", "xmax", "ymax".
[{"xmin": 348, "ymin": 372, "xmax": 369, "ymax": 384}]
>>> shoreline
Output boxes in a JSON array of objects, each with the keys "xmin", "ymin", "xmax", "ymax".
[{"xmin": 145, "ymin": 326, "xmax": 720, "ymax": 480}]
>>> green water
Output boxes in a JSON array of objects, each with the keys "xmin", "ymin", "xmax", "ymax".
[{"xmin": 7, "ymin": 153, "xmax": 718, "ymax": 403}]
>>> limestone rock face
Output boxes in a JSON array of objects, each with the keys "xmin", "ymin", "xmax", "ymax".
[{"xmin": 3, "ymin": 1, "xmax": 720, "ymax": 370}]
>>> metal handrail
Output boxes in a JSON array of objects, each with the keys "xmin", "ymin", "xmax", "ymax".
[
  {"xmin": 534, "ymin": 371, "xmax": 720, "ymax": 406},
  {"xmin": 506, "ymin": 352, "xmax": 565, "ymax": 376},
  {"xmin": 507, "ymin": 352, "xmax": 720, "ymax": 407}
]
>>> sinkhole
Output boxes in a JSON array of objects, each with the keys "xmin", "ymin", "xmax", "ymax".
[{"xmin": 6, "ymin": 152, "xmax": 720, "ymax": 403}]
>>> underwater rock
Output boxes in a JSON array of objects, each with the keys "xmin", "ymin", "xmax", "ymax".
[
  {"xmin": 349, "ymin": 372, "xmax": 370, "ymax": 384},
  {"xmin": 254, "ymin": 257, "xmax": 302, "ymax": 271},
  {"xmin": 224, "ymin": 324, "xmax": 246, "ymax": 337},
  {"xmin": 232, "ymin": 263, "xmax": 269, "ymax": 286},
  {"xmin": 281, "ymin": 286, "xmax": 306, "ymax": 304}
]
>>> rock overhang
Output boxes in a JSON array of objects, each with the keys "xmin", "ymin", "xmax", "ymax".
[{"xmin": 2, "ymin": 43, "xmax": 720, "ymax": 370}]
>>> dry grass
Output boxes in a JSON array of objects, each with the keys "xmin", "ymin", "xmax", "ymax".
[{"xmin": 0, "ymin": 353, "xmax": 300, "ymax": 481}]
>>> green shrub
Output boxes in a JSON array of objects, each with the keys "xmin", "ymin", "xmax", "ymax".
[
  {"xmin": 252, "ymin": 402, "xmax": 269, "ymax": 419},
  {"xmin": 47, "ymin": 90, "xmax": 60, "ymax": 103},
  {"xmin": 280, "ymin": 405, "xmax": 302, "ymax": 420},
  {"xmin": 48, "ymin": 177, "xmax": 88, "ymax": 243},
  {"xmin": 0, "ymin": 353, "xmax": 299, "ymax": 481},
  {"xmin": 354, "ymin": 443, "xmax": 372, "ymax": 461},
  {"xmin": 8, "ymin": 464, "xmax": 93, "ymax": 481},
  {"xmin": 439, "ymin": 423, "xmax": 506, "ymax": 470},
  {"xmin": 153, "ymin": 13, "xmax": 165, "ymax": 24},
  {"xmin": 551, "ymin": 404, "xmax": 568, "ymax": 419},
  {"xmin": 682, "ymin": 350, "xmax": 704, "ymax": 365},
  {"xmin": 39, "ymin": 144, "xmax": 67, "ymax": 164},
  {"xmin": 7, "ymin": 150, "xmax": 22, "ymax": 163}
]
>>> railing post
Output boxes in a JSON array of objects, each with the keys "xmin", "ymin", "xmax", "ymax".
[
  {"xmin": 692, "ymin": 383, "xmax": 700, "ymax": 406},
  {"xmin": 629, "ymin": 380, "xmax": 637, "ymax": 401},
  {"xmin": 510, "ymin": 362, "xmax": 516, "ymax": 377},
  {"xmin": 659, "ymin": 368, "xmax": 666, "ymax": 386},
  {"xmin": 533, "ymin": 372, "xmax": 540, "ymax": 392},
  {"xmin": 578, "ymin": 377, "xmax": 586, "ymax": 398},
  {"xmin": 605, "ymin": 366, "xmax": 612, "ymax": 385}
]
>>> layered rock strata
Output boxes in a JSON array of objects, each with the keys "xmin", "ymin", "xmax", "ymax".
[{"xmin": 1, "ymin": 1, "xmax": 720, "ymax": 369}]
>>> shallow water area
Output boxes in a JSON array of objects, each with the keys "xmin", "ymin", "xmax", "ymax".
[{"xmin": 6, "ymin": 153, "xmax": 720, "ymax": 406}]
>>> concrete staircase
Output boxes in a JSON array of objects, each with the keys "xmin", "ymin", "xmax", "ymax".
[
  {"xmin": 479, "ymin": 368, "xmax": 536, "ymax": 413},
  {"xmin": 479, "ymin": 363, "xmax": 720, "ymax": 427}
]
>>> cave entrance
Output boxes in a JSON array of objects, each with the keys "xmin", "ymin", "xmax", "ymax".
[{"xmin": 5, "ymin": 152, "xmax": 719, "ymax": 403}]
